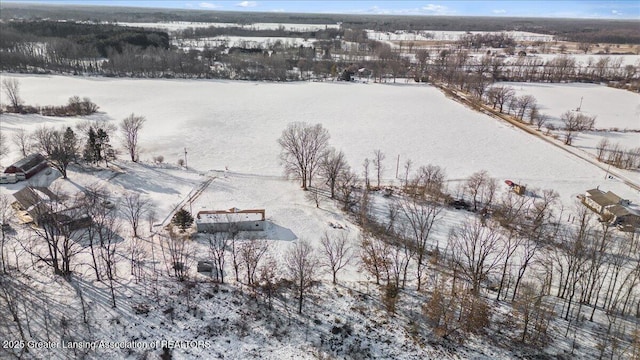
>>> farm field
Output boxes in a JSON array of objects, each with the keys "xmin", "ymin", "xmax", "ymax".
[
  {"xmin": 1, "ymin": 73, "xmax": 640, "ymax": 359},
  {"xmin": 3, "ymin": 74, "xmax": 638, "ymax": 207},
  {"xmin": 1, "ymin": 3, "xmax": 639, "ymax": 358},
  {"xmin": 116, "ymin": 21, "xmax": 341, "ymax": 32},
  {"xmin": 505, "ymin": 82, "xmax": 640, "ymax": 170}
]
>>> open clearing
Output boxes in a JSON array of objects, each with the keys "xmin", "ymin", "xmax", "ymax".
[
  {"xmin": 3, "ymin": 74, "xmax": 638, "ymax": 207},
  {"xmin": 2, "ymin": 74, "xmax": 640, "ymax": 359}
]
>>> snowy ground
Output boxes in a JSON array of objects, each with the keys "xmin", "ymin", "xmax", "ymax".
[
  {"xmin": 116, "ymin": 22, "xmax": 340, "ymax": 33},
  {"xmin": 505, "ymin": 82, "xmax": 640, "ymax": 166},
  {"xmin": 1, "ymin": 73, "xmax": 640, "ymax": 359},
  {"xmin": 366, "ymin": 30, "xmax": 555, "ymax": 42},
  {"xmin": 3, "ymin": 74, "xmax": 637, "ymax": 207},
  {"xmin": 176, "ymin": 36, "xmax": 314, "ymax": 50},
  {"xmin": 530, "ymin": 54, "xmax": 640, "ymax": 67}
]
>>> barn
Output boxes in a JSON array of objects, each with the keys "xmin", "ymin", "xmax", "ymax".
[
  {"xmin": 4, "ymin": 153, "xmax": 48, "ymax": 179},
  {"xmin": 196, "ymin": 208, "xmax": 266, "ymax": 233}
]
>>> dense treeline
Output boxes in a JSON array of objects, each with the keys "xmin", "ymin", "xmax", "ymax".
[
  {"xmin": 2, "ymin": 3, "xmax": 638, "ymax": 44},
  {"xmin": 177, "ymin": 26, "xmax": 342, "ymax": 41},
  {"xmin": 1, "ymin": 20, "xmax": 169, "ymax": 57},
  {"xmin": 1, "ymin": 19, "xmax": 638, "ymax": 88}
]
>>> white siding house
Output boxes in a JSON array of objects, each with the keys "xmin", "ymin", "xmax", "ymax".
[{"xmin": 196, "ymin": 208, "xmax": 265, "ymax": 233}]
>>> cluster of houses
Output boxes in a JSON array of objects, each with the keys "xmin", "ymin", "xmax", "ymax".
[{"xmin": 581, "ymin": 188, "xmax": 639, "ymax": 232}]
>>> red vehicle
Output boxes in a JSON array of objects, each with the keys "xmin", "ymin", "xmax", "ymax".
[{"xmin": 505, "ymin": 180, "xmax": 514, "ymax": 187}]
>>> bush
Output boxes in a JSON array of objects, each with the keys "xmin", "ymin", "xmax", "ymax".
[{"xmin": 6, "ymin": 96, "xmax": 99, "ymax": 116}]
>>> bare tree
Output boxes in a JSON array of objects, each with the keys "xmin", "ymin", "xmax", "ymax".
[
  {"xmin": 0, "ymin": 278, "xmax": 29, "ymax": 357},
  {"xmin": 494, "ymin": 191, "xmax": 532, "ymax": 300},
  {"xmin": 320, "ymin": 231, "xmax": 352, "ymax": 284},
  {"xmin": 32, "ymin": 126, "xmax": 79, "ymax": 179},
  {"xmin": 514, "ymin": 95, "xmax": 537, "ymax": 121},
  {"xmin": 207, "ymin": 232, "xmax": 228, "ymax": 283},
  {"xmin": 161, "ymin": 229, "xmax": 191, "ymax": 281},
  {"xmin": 337, "ymin": 169, "xmax": 358, "ymax": 211},
  {"xmin": 402, "ymin": 158, "xmax": 413, "ymax": 189},
  {"xmin": 286, "ymin": 239, "xmax": 320, "ymax": 314},
  {"xmin": 256, "ymin": 256, "xmax": 280, "ymax": 310},
  {"xmin": 362, "ymin": 158, "xmax": 371, "ymax": 189},
  {"xmin": 411, "ymin": 164, "xmax": 446, "ymax": 199},
  {"xmin": 486, "ymin": 85, "xmax": 514, "ymax": 113},
  {"xmin": 25, "ymin": 186, "xmax": 86, "ymax": 277},
  {"xmin": 0, "ymin": 195, "xmax": 12, "ymax": 273},
  {"xmin": 227, "ymin": 223, "xmax": 242, "ymax": 282},
  {"xmin": 596, "ymin": 138, "xmax": 610, "ymax": 162},
  {"xmin": 465, "ymin": 170, "xmax": 498, "ymax": 213},
  {"xmin": 534, "ymin": 113, "xmax": 548, "ymax": 131},
  {"xmin": 514, "ymin": 282, "xmax": 555, "ymax": 344},
  {"xmin": 399, "ymin": 196, "xmax": 442, "ymax": 291},
  {"xmin": 121, "ymin": 192, "xmax": 150, "ymax": 238},
  {"xmin": 120, "ymin": 113, "xmax": 146, "ymax": 162},
  {"xmin": 11, "ymin": 128, "xmax": 32, "ymax": 157},
  {"xmin": 278, "ymin": 122, "xmax": 330, "ymax": 190},
  {"xmin": 320, "ymin": 147, "xmax": 348, "ymax": 199},
  {"xmin": 360, "ymin": 232, "xmax": 390, "ymax": 285},
  {"xmin": 449, "ymin": 219, "xmax": 504, "ymax": 295},
  {"xmin": 373, "ymin": 149, "xmax": 385, "ymax": 189},
  {"xmin": 97, "ymin": 207, "xmax": 121, "ymax": 308},
  {"xmin": 561, "ymin": 111, "xmax": 596, "ymax": 146},
  {"xmin": 239, "ymin": 239, "xmax": 269, "ymax": 286},
  {"xmin": 0, "ymin": 131, "xmax": 8, "ymax": 162},
  {"xmin": 82, "ymin": 186, "xmax": 109, "ymax": 281},
  {"xmin": 2, "ymin": 78, "xmax": 22, "ymax": 111}
]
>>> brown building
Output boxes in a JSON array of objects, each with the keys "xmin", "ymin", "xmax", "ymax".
[{"xmin": 4, "ymin": 153, "xmax": 48, "ymax": 179}]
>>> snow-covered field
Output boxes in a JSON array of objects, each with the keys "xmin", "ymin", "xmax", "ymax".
[
  {"xmin": 176, "ymin": 36, "xmax": 314, "ymax": 50},
  {"xmin": 1, "ymin": 74, "xmax": 640, "ymax": 359},
  {"xmin": 366, "ymin": 30, "xmax": 555, "ymax": 42},
  {"xmin": 530, "ymin": 54, "xmax": 640, "ymax": 67},
  {"xmin": 116, "ymin": 21, "xmax": 340, "ymax": 33},
  {"xmin": 505, "ymin": 82, "xmax": 640, "ymax": 161},
  {"xmin": 3, "ymin": 74, "xmax": 637, "ymax": 207}
]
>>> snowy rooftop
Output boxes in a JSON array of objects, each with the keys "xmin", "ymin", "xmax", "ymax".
[{"xmin": 196, "ymin": 208, "xmax": 265, "ymax": 223}]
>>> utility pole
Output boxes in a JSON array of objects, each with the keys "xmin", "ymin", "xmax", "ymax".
[
  {"xmin": 184, "ymin": 148, "xmax": 188, "ymax": 169},
  {"xmin": 577, "ymin": 96, "xmax": 583, "ymax": 112},
  {"xmin": 396, "ymin": 154, "xmax": 400, "ymax": 179}
]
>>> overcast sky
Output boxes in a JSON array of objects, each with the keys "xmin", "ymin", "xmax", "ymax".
[{"xmin": 5, "ymin": 1, "xmax": 640, "ymax": 19}]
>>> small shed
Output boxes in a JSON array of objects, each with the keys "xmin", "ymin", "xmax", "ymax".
[
  {"xmin": 4, "ymin": 153, "xmax": 48, "ymax": 179},
  {"xmin": 196, "ymin": 208, "xmax": 265, "ymax": 233}
]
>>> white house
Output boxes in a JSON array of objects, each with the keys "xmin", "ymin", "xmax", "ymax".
[{"xmin": 196, "ymin": 208, "xmax": 265, "ymax": 233}]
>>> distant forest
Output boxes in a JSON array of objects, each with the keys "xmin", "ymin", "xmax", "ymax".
[
  {"xmin": 2, "ymin": 3, "xmax": 639, "ymax": 44},
  {"xmin": 0, "ymin": 4, "xmax": 638, "ymax": 87}
]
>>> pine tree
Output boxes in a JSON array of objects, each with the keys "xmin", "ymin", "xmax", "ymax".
[
  {"xmin": 172, "ymin": 209, "xmax": 194, "ymax": 232},
  {"xmin": 95, "ymin": 128, "xmax": 115, "ymax": 166},
  {"xmin": 63, "ymin": 127, "xmax": 78, "ymax": 163},
  {"xmin": 83, "ymin": 127, "xmax": 97, "ymax": 163}
]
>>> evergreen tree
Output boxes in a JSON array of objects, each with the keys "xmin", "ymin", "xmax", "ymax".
[
  {"xmin": 63, "ymin": 127, "xmax": 78, "ymax": 163},
  {"xmin": 83, "ymin": 127, "xmax": 98, "ymax": 163},
  {"xmin": 95, "ymin": 128, "xmax": 115, "ymax": 166},
  {"xmin": 172, "ymin": 209, "xmax": 194, "ymax": 232}
]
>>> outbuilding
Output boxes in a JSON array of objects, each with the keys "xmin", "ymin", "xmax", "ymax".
[{"xmin": 4, "ymin": 153, "xmax": 48, "ymax": 180}]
